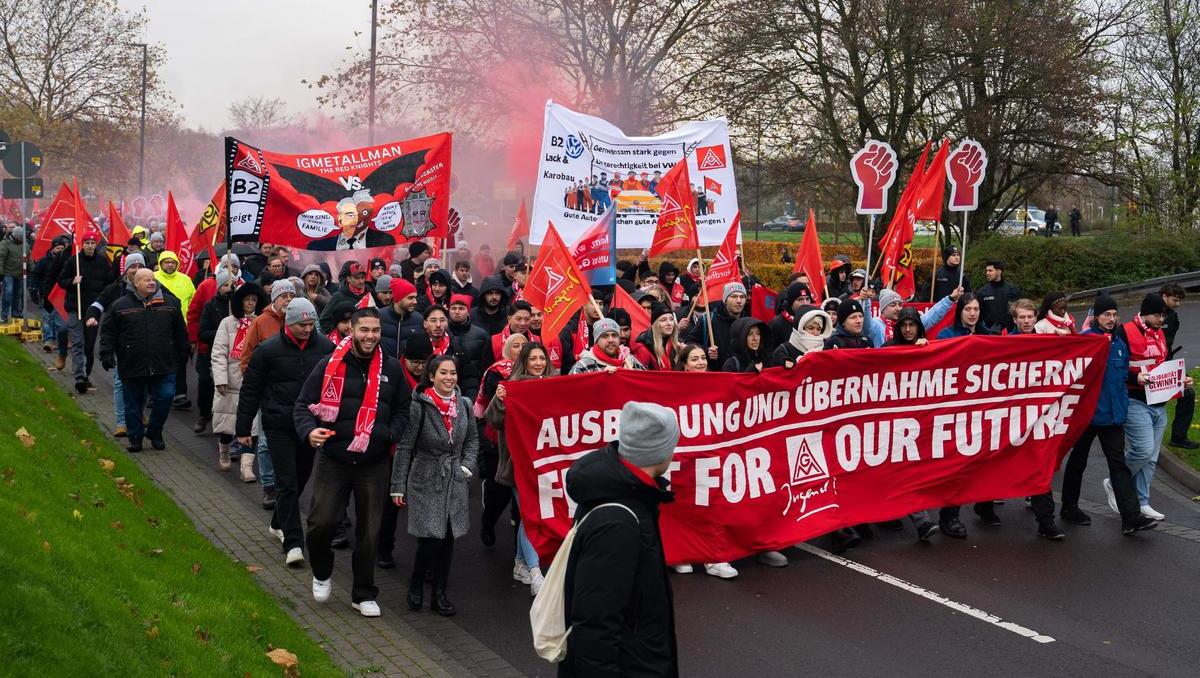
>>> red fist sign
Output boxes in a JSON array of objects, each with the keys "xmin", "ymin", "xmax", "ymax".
[
  {"xmin": 946, "ymin": 139, "xmax": 988, "ymax": 211},
  {"xmin": 850, "ymin": 140, "xmax": 898, "ymax": 215}
]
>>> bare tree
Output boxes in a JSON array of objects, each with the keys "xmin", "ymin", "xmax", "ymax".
[{"xmin": 228, "ymin": 96, "xmax": 294, "ymax": 132}]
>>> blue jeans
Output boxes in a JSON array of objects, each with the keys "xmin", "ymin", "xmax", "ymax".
[
  {"xmin": 41, "ymin": 308, "xmax": 68, "ymax": 355},
  {"xmin": 113, "ymin": 360, "xmax": 125, "ymax": 427},
  {"xmin": 255, "ymin": 411, "xmax": 275, "ymax": 489},
  {"xmin": 512, "ymin": 493, "xmax": 539, "ymax": 569},
  {"xmin": 122, "ymin": 373, "xmax": 176, "ymax": 440},
  {"xmin": 1125, "ymin": 399, "xmax": 1167, "ymax": 506},
  {"xmin": 2, "ymin": 275, "xmax": 23, "ymax": 320}
]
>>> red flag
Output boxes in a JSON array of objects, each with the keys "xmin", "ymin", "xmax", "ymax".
[
  {"xmin": 164, "ymin": 192, "xmax": 196, "ymax": 276},
  {"xmin": 32, "ymin": 183, "xmax": 93, "ymax": 260},
  {"xmin": 610, "ymin": 284, "xmax": 650, "ymax": 340},
  {"xmin": 877, "ymin": 141, "xmax": 930, "ymax": 257},
  {"xmin": 704, "ymin": 214, "xmax": 741, "ymax": 301},
  {"xmin": 750, "ymin": 285, "xmax": 778, "ymax": 323},
  {"xmin": 703, "ymin": 175, "xmax": 722, "ymax": 196},
  {"xmin": 507, "ymin": 198, "xmax": 529, "ymax": 252},
  {"xmin": 190, "ymin": 184, "xmax": 226, "ymax": 271},
  {"xmin": 107, "ymin": 201, "xmax": 131, "ymax": 245},
  {"xmin": 649, "ymin": 159, "xmax": 699, "ymax": 257},
  {"xmin": 792, "ymin": 209, "xmax": 826, "ymax": 302},
  {"xmin": 912, "ymin": 140, "xmax": 950, "ymax": 222},
  {"xmin": 521, "ymin": 222, "xmax": 592, "ymax": 340}
]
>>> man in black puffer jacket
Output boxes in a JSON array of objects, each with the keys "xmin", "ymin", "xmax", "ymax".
[
  {"xmin": 295, "ymin": 307, "xmax": 410, "ymax": 616},
  {"xmin": 561, "ymin": 402, "xmax": 678, "ymax": 677},
  {"xmin": 59, "ymin": 226, "xmax": 116, "ymax": 392},
  {"xmin": 237, "ymin": 298, "xmax": 335, "ymax": 567},
  {"xmin": 686, "ymin": 281, "xmax": 747, "ymax": 370},
  {"xmin": 99, "ymin": 268, "xmax": 189, "ymax": 453}
]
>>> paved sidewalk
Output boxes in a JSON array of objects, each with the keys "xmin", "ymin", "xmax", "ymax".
[{"xmin": 27, "ymin": 345, "xmax": 525, "ymax": 678}]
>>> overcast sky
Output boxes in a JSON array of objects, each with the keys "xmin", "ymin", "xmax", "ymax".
[{"xmin": 126, "ymin": 0, "xmax": 371, "ymax": 130}]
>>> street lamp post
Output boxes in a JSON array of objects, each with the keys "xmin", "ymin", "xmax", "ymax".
[
  {"xmin": 133, "ymin": 42, "xmax": 148, "ymax": 195},
  {"xmin": 368, "ymin": 0, "xmax": 378, "ymax": 145}
]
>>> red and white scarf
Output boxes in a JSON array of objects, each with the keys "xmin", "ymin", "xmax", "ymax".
[
  {"xmin": 308, "ymin": 337, "xmax": 383, "ymax": 453},
  {"xmin": 1044, "ymin": 311, "xmax": 1076, "ymax": 334},
  {"xmin": 589, "ymin": 344, "xmax": 632, "ymax": 368},
  {"xmin": 473, "ymin": 359, "xmax": 514, "ymax": 418},
  {"xmin": 429, "ymin": 332, "xmax": 451, "ymax": 356},
  {"xmin": 1133, "ymin": 314, "xmax": 1167, "ymax": 362},
  {"xmin": 401, "ymin": 361, "xmax": 419, "ymax": 390},
  {"xmin": 230, "ymin": 317, "xmax": 253, "ymax": 359},
  {"xmin": 427, "ymin": 387, "xmax": 458, "ymax": 443}
]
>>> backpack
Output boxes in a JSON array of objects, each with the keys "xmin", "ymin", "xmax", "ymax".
[{"xmin": 530, "ymin": 502, "xmax": 639, "ymax": 663}]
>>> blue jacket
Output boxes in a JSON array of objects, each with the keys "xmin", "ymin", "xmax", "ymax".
[
  {"xmin": 1084, "ymin": 327, "xmax": 1129, "ymax": 426},
  {"xmin": 863, "ymin": 295, "xmax": 954, "ymax": 348}
]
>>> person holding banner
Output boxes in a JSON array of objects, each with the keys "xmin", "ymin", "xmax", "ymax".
[
  {"xmin": 1058, "ymin": 295, "xmax": 1159, "ymax": 534},
  {"xmin": 768, "ymin": 283, "xmax": 815, "ymax": 348},
  {"xmin": 864, "ymin": 287, "xmax": 960, "ymax": 347},
  {"xmin": 722, "ymin": 317, "xmax": 774, "ymax": 374},
  {"xmin": 390, "ymin": 354, "xmax": 479, "ymax": 617},
  {"xmin": 937, "ymin": 293, "xmax": 995, "ymax": 340},
  {"xmin": 1112, "ymin": 294, "xmax": 1192, "ymax": 521}
]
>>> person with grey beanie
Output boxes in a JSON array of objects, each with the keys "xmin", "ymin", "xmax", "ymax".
[
  {"xmin": 559, "ymin": 401, "xmax": 678, "ymax": 676},
  {"xmin": 570, "ymin": 318, "xmax": 645, "ymax": 373},
  {"xmin": 236, "ymin": 294, "xmax": 334, "ymax": 567},
  {"xmin": 373, "ymin": 273, "xmax": 394, "ymax": 307},
  {"xmin": 687, "ymin": 280, "xmax": 748, "ymax": 370},
  {"xmin": 862, "ymin": 284, "xmax": 961, "ymax": 347}
]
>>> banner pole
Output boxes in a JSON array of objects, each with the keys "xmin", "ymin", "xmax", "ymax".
[
  {"xmin": 696, "ymin": 247, "xmax": 715, "ymax": 349},
  {"xmin": 19, "ymin": 143, "xmax": 29, "ymax": 331},
  {"xmin": 863, "ymin": 215, "xmax": 877, "ymax": 280},
  {"xmin": 958, "ymin": 212, "xmax": 968, "ymax": 289},
  {"xmin": 930, "ymin": 222, "xmax": 940, "ymax": 303}
]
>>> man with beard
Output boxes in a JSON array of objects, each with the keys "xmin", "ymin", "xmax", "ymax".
[
  {"xmin": 687, "ymin": 282, "xmax": 747, "ymax": 371},
  {"xmin": 380, "ymin": 277, "xmax": 424, "ymax": 359},
  {"xmin": 296, "ymin": 308, "xmax": 410, "ymax": 617},
  {"xmin": 471, "ymin": 277, "xmax": 512, "ymax": 336},
  {"xmin": 320, "ymin": 261, "xmax": 370, "ymax": 333},
  {"xmin": 446, "ymin": 295, "xmax": 487, "ymax": 401},
  {"xmin": 571, "ymin": 319, "xmax": 645, "ymax": 373},
  {"xmin": 237, "ymin": 298, "xmax": 335, "ymax": 567},
  {"xmin": 59, "ymin": 226, "xmax": 116, "ymax": 393},
  {"xmin": 99, "ymin": 268, "xmax": 189, "ymax": 453}
]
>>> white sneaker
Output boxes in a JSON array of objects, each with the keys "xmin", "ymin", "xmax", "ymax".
[
  {"xmin": 757, "ymin": 551, "xmax": 788, "ymax": 568},
  {"xmin": 513, "ymin": 559, "xmax": 532, "ymax": 585},
  {"xmin": 529, "ymin": 567, "xmax": 545, "ymax": 597},
  {"xmin": 1102, "ymin": 478, "xmax": 1118, "ymax": 513},
  {"xmin": 312, "ymin": 577, "xmax": 332, "ymax": 603},
  {"xmin": 352, "ymin": 600, "xmax": 381, "ymax": 617},
  {"xmin": 703, "ymin": 562, "xmax": 738, "ymax": 579},
  {"xmin": 285, "ymin": 547, "xmax": 304, "ymax": 567},
  {"xmin": 268, "ymin": 526, "xmax": 284, "ymax": 543},
  {"xmin": 673, "ymin": 564, "xmax": 694, "ymax": 574},
  {"xmin": 1140, "ymin": 505, "xmax": 1166, "ymax": 521}
]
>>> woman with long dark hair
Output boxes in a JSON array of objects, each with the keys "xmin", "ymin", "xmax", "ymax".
[
  {"xmin": 485, "ymin": 341, "xmax": 551, "ymax": 595},
  {"xmin": 391, "ymin": 355, "xmax": 479, "ymax": 616}
]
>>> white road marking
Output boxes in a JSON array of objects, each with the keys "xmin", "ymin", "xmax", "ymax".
[{"xmin": 795, "ymin": 543, "xmax": 1056, "ymax": 644}]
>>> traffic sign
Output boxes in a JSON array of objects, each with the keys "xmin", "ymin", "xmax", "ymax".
[
  {"xmin": 2, "ymin": 178, "xmax": 44, "ymax": 199},
  {"xmin": 2, "ymin": 141, "xmax": 43, "ymax": 178}
]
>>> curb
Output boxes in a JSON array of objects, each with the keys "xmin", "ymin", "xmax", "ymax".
[{"xmin": 1159, "ymin": 446, "xmax": 1200, "ymax": 495}]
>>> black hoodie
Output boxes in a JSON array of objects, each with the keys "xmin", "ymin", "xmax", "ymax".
[
  {"xmin": 884, "ymin": 306, "xmax": 927, "ymax": 346},
  {"xmin": 722, "ymin": 316, "xmax": 773, "ymax": 372},
  {"xmin": 470, "ymin": 276, "xmax": 511, "ymax": 335},
  {"xmin": 561, "ymin": 446, "xmax": 677, "ymax": 678}
]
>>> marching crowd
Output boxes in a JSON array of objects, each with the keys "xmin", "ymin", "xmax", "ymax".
[{"xmin": 2, "ymin": 219, "xmax": 1196, "ymax": 670}]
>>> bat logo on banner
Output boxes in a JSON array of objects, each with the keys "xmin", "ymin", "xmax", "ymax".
[
  {"xmin": 946, "ymin": 139, "xmax": 988, "ymax": 212},
  {"xmin": 850, "ymin": 140, "xmax": 898, "ymax": 215}
]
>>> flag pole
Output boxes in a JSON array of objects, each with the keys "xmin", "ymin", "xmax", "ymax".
[
  {"xmin": 696, "ymin": 247, "xmax": 715, "ymax": 349},
  {"xmin": 930, "ymin": 223, "xmax": 941, "ymax": 302},
  {"xmin": 958, "ymin": 213, "xmax": 968, "ymax": 288},
  {"xmin": 72, "ymin": 178, "xmax": 83, "ymax": 320},
  {"xmin": 863, "ymin": 215, "xmax": 877, "ymax": 280}
]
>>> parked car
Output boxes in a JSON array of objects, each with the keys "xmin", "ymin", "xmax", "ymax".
[{"xmin": 994, "ymin": 206, "xmax": 1051, "ymax": 236}]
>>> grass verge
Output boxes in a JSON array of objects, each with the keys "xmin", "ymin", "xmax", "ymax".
[
  {"xmin": 0, "ymin": 338, "xmax": 344, "ymax": 677},
  {"xmin": 1163, "ymin": 367, "xmax": 1200, "ymax": 473}
]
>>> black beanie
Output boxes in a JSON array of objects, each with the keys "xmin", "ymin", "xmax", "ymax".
[
  {"xmin": 405, "ymin": 333, "xmax": 434, "ymax": 360},
  {"xmin": 1093, "ymin": 294, "xmax": 1118, "ymax": 316},
  {"xmin": 408, "ymin": 241, "xmax": 431, "ymax": 258},
  {"xmin": 837, "ymin": 298, "xmax": 864, "ymax": 325},
  {"xmin": 1140, "ymin": 293, "xmax": 1168, "ymax": 316}
]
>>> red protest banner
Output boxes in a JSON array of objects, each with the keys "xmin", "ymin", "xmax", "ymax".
[
  {"xmin": 507, "ymin": 198, "xmax": 529, "ymax": 252},
  {"xmin": 703, "ymin": 214, "xmax": 740, "ymax": 301},
  {"xmin": 648, "ymin": 158, "xmax": 700, "ymax": 257},
  {"xmin": 164, "ymin": 192, "xmax": 195, "ymax": 276},
  {"xmin": 225, "ymin": 133, "xmax": 452, "ymax": 250},
  {"xmin": 521, "ymin": 223, "xmax": 593, "ymax": 341},
  {"xmin": 504, "ymin": 334, "xmax": 1108, "ymax": 565}
]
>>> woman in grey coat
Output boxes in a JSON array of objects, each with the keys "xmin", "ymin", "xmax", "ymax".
[{"xmin": 390, "ymin": 354, "xmax": 478, "ymax": 617}]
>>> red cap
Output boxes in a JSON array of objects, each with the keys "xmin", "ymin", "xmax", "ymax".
[
  {"xmin": 390, "ymin": 277, "xmax": 417, "ymax": 299},
  {"xmin": 828, "ymin": 259, "xmax": 847, "ymax": 272},
  {"xmin": 347, "ymin": 261, "xmax": 365, "ymax": 276},
  {"xmin": 81, "ymin": 226, "xmax": 102, "ymax": 243},
  {"xmin": 449, "ymin": 293, "xmax": 473, "ymax": 309}
]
